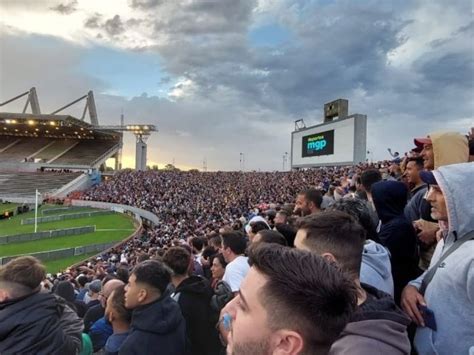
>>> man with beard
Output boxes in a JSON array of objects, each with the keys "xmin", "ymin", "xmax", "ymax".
[
  {"xmin": 225, "ymin": 244, "xmax": 357, "ymax": 355},
  {"xmin": 293, "ymin": 188, "xmax": 323, "ymax": 216}
]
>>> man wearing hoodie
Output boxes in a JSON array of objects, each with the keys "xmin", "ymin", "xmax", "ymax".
[
  {"xmin": 407, "ymin": 131, "xmax": 469, "ymax": 269},
  {"xmin": 401, "ymin": 163, "xmax": 474, "ymax": 355},
  {"xmin": 163, "ymin": 246, "xmax": 221, "ymax": 355},
  {"xmin": 295, "ymin": 211, "xmax": 411, "ymax": 354},
  {"xmin": 121, "ymin": 259, "xmax": 186, "ymax": 355},
  {"xmin": 371, "ymin": 180, "xmax": 422, "ymax": 304},
  {"xmin": 0, "ymin": 256, "xmax": 83, "ymax": 355},
  {"xmin": 329, "ymin": 198, "xmax": 394, "ymax": 297}
]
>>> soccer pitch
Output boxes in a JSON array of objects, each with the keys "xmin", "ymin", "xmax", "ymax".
[{"xmin": 0, "ymin": 205, "xmax": 136, "ymax": 272}]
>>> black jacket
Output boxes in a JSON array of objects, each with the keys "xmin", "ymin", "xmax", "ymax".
[
  {"xmin": 119, "ymin": 291, "xmax": 186, "ymax": 355},
  {"xmin": 372, "ymin": 181, "xmax": 422, "ymax": 303},
  {"xmin": 0, "ymin": 291, "xmax": 82, "ymax": 355},
  {"xmin": 173, "ymin": 276, "xmax": 221, "ymax": 355}
]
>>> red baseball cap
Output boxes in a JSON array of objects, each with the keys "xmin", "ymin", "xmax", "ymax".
[{"xmin": 414, "ymin": 137, "xmax": 432, "ymax": 148}]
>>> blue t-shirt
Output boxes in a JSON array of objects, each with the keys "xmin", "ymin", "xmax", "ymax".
[{"xmin": 104, "ymin": 331, "xmax": 129, "ymax": 355}]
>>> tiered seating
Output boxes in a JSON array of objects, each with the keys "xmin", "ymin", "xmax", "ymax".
[
  {"xmin": 0, "ymin": 136, "xmax": 20, "ymax": 151},
  {"xmin": 0, "ymin": 172, "xmax": 82, "ymax": 198},
  {"xmin": 33, "ymin": 140, "xmax": 79, "ymax": 162},
  {"xmin": 0, "ymin": 138, "xmax": 52, "ymax": 162},
  {"xmin": 52, "ymin": 140, "xmax": 118, "ymax": 165}
]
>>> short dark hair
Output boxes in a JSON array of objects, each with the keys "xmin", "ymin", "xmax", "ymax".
[
  {"xmin": 360, "ymin": 169, "xmax": 382, "ymax": 192},
  {"xmin": 274, "ymin": 223, "xmax": 297, "ymax": 247},
  {"xmin": 407, "ymin": 157, "xmax": 424, "ymax": 169},
  {"xmin": 190, "ymin": 237, "xmax": 204, "ymax": 252},
  {"xmin": 221, "ymin": 231, "xmax": 247, "ymax": 255},
  {"xmin": 109, "ymin": 285, "xmax": 132, "ymax": 323},
  {"xmin": 250, "ymin": 221, "xmax": 270, "ymax": 234},
  {"xmin": 0, "ymin": 256, "xmax": 45, "ymax": 297},
  {"xmin": 328, "ymin": 198, "xmax": 378, "ymax": 242},
  {"xmin": 255, "ymin": 229, "xmax": 288, "ymax": 246},
  {"xmin": 163, "ymin": 247, "xmax": 191, "ymax": 276},
  {"xmin": 300, "ymin": 189, "xmax": 323, "ymax": 209},
  {"xmin": 132, "ymin": 260, "xmax": 170, "ymax": 294},
  {"xmin": 209, "ymin": 235, "xmax": 222, "ymax": 249},
  {"xmin": 248, "ymin": 245, "xmax": 357, "ymax": 354},
  {"xmin": 296, "ymin": 211, "xmax": 365, "ymax": 277},
  {"xmin": 210, "ymin": 253, "xmax": 227, "ymax": 269}
]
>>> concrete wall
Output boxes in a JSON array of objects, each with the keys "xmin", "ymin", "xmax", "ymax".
[{"xmin": 71, "ymin": 200, "xmax": 159, "ymax": 226}]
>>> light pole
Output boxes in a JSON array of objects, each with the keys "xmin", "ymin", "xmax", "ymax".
[
  {"xmin": 34, "ymin": 189, "xmax": 40, "ymax": 233},
  {"xmin": 282, "ymin": 152, "xmax": 289, "ymax": 171}
]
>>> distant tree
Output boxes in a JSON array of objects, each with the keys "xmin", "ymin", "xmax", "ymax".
[
  {"xmin": 164, "ymin": 164, "xmax": 180, "ymax": 171},
  {"xmin": 189, "ymin": 169, "xmax": 199, "ymax": 173},
  {"xmin": 152, "ymin": 165, "xmax": 159, "ymax": 171}
]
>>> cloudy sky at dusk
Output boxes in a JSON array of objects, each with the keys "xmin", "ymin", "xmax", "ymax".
[{"xmin": 1, "ymin": 0, "xmax": 472, "ymax": 171}]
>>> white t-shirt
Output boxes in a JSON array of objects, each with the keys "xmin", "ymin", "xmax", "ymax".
[{"xmin": 223, "ymin": 255, "xmax": 250, "ymax": 292}]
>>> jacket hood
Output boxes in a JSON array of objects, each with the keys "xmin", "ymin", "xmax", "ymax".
[
  {"xmin": 371, "ymin": 181, "xmax": 408, "ymax": 223},
  {"xmin": 131, "ymin": 291, "xmax": 184, "ymax": 335},
  {"xmin": 330, "ymin": 284, "xmax": 411, "ymax": 355},
  {"xmin": 362, "ymin": 241, "xmax": 392, "ymax": 280},
  {"xmin": 433, "ymin": 162, "xmax": 474, "ymax": 237},
  {"xmin": 430, "ymin": 131, "xmax": 469, "ymax": 169},
  {"xmin": 175, "ymin": 275, "xmax": 212, "ymax": 297}
]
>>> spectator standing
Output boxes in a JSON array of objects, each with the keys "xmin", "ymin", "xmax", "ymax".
[
  {"xmin": 121, "ymin": 260, "xmax": 186, "ymax": 355},
  {"xmin": 164, "ymin": 247, "xmax": 220, "ymax": 355},
  {"xmin": 104, "ymin": 285, "xmax": 132, "ymax": 355},
  {"xmin": 221, "ymin": 231, "xmax": 249, "ymax": 295},
  {"xmin": 294, "ymin": 211, "xmax": 411, "ymax": 354},
  {"xmin": 401, "ymin": 163, "xmax": 474, "ymax": 355},
  {"xmin": 225, "ymin": 245, "xmax": 357, "ymax": 354},
  {"xmin": 0, "ymin": 256, "xmax": 83, "ymax": 354},
  {"xmin": 371, "ymin": 181, "xmax": 421, "ymax": 303}
]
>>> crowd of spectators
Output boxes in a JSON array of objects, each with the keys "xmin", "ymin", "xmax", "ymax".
[{"xmin": 0, "ymin": 129, "xmax": 473, "ymax": 355}]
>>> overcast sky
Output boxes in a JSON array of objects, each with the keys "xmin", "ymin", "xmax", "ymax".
[{"xmin": 0, "ymin": 0, "xmax": 472, "ymax": 171}]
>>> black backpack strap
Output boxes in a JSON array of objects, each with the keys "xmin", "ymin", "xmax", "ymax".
[{"xmin": 420, "ymin": 230, "xmax": 474, "ymax": 295}]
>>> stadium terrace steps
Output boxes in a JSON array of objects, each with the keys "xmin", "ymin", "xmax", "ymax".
[
  {"xmin": 33, "ymin": 139, "xmax": 79, "ymax": 162},
  {"xmin": 51, "ymin": 140, "xmax": 118, "ymax": 165},
  {"xmin": 0, "ymin": 136, "xmax": 21, "ymax": 152},
  {"xmin": 0, "ymin": 137, "xmax": 52, "ymax": 162},
  {"xmin": 0, "ymin": 172, "xmax": 82, "ymax": 198}
]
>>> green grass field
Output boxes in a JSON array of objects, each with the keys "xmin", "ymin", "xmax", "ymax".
[
  {"xmin": 0, "ymin": 203, "xmax": 19, "ymax": 215},
  {"xmin": 0, "ymin": 205, "xmax": 137, "ymax": 272}
]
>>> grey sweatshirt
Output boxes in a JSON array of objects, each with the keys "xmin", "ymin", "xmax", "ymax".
[{"xmin": 409, "ymin": 163, "xmax": 474, "ymax": 355}]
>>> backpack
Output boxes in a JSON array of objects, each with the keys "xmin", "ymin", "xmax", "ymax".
[{"xmin": 209, "ymin": 280, "xmax": 233, "ymax": 324}]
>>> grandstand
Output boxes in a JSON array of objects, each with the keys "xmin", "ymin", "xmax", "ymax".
[{"xmin": 0, "ymin": 113, "xmax": 121, "ymax": 201}]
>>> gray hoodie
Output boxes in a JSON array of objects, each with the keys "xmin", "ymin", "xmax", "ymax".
[
  {"xmin": 409, "ymin": 162, "xmax": 474, "ymax": 355},
  {"xmin": 360, "ymin": 240, "xmax": 394, "ymax": 297},
  {"xmin": 330, "ymin": 284, "xmax": 411, "ymax": 355}
]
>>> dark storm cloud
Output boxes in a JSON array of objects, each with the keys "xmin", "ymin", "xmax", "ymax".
[
  {"xmin": 50, "ymin": 0, "xmax": 77, "ymax": 15},
  {"xmin": 84, "ymin": 14, "xmax": 102, "ymax": 29},
  {"xmin": 104, "ymin": 15, "xmax": 125, "ymax": 36},
  {"xmin": 129, "ymin": 0, "xmax": 162, "ymax": 10}
]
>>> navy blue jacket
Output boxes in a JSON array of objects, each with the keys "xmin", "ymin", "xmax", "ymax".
[
  {"xmin": 372, "ymin": 181, "xmax": 422, "ymax": 304},
  {"xmin": 119, "ymin": 291, "xmax": 186, "ymax": 355}
]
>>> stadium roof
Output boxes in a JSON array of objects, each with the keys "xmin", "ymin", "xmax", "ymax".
[{"xmin": 0, "ymin": 112, "xmax": 120, "ymax": 140}]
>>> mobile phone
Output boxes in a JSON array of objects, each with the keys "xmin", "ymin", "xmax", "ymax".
[{"xmin": 418, "ymin": 304, "xmax": 437, "ymax": 331}]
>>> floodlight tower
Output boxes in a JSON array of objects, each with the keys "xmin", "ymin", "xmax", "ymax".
[{"xmin": 135, "ymin": 129, "xmax": 150, "ymax": 171}]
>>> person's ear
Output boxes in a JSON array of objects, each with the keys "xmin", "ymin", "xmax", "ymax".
[
  {"xmin": 271, "ymin": 329, "xmax": 304, "ymax": 355},
  {"xmin": 137, "ymin": 288, "xmax": 147, "ymax": 303},
  {"xmin": 321, "ymin": 252, "xmax": 337, "ymax": 265},
  {"xmin": 108, "ymin": 310, "xmax": 115, "ymax": 323}
]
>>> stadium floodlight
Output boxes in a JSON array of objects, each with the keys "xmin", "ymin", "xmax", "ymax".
[
  {"xmin": 50, "ymin": 121, "xmax": 56, "ymax": 126},
  {"xmin": 27, "ymin": 120, "xmax": 35, "ymax": 125}
]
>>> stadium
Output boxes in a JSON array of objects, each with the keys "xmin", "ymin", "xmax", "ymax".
[{"xmin": 1, "ymin": 89, "xmax": 472, "ymax": 355}]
